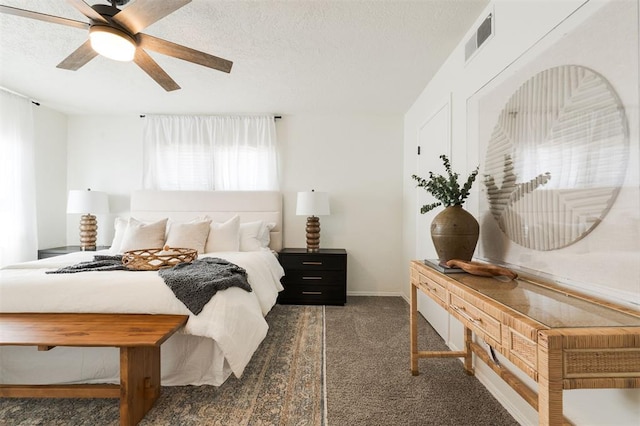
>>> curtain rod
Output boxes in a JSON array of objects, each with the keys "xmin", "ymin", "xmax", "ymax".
[
  {"xmin": 0, "ymin": 86, "xmax": 40, "ymax": 106},
  {"xmin": 139, "ymin": 114, "xmax": 282, "ymax": 120}
]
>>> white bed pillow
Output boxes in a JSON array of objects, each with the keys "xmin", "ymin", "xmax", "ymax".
[
  {"xmin": 239, "ymin": 221, "xmax": 275, "ymax": 251},
  {"xmin": 119, "ymin": 217, "xmax": 168, "ymax": 252},
  {"xmin": 260, "ymin": 222, "xmax": 276, "ymax": 248},
  {"xmin": 205, "ymin": 215, "xmax": 240, "ymax": 252},
  {"xmin": 109, "ymin": 217, "xmax": 128, "ymax": 254},
  {"xmin": 165, "ymin": 219, "xmax": 212, "ymax": 254}
]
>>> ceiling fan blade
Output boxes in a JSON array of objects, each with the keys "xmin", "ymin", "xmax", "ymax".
[
  {"xmin": 56, "ymin": 40, "xmax": 98, "ymax": 71},
  {"xmin": 0, "ymin": 5, "xmax": 89, "ymax": 30},
  {"xmin": 111, "ymin": 0, "xmax": 191, "ymax": 34},
  {"xmin": 65, "ymin": 0, "xmax": 108, "ymax": 24},
  {"xmin": 134, "ymin": 48, "xmax": 180, "ymax": 92},
  {"xmin": 138, "ymin": 34, "xmax": 232, "ymax": 74}
]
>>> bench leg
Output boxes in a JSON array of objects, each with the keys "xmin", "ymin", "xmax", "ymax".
[{"xmin": 120, "ymin": 346, "xmax": 161, "ymax": 426}]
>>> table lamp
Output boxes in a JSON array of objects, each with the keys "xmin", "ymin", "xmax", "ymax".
[
  {"xmin": 296, "ymin": 190, "xmax": 330, "ymax": 253},
  {"xmin": 67, "ymin": 189, "xmax": 109, "ymax": 251}
]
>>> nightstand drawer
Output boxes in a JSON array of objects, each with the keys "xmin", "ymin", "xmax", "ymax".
[
  {"xmin": 279, "ymin": 253, "xmax": 346, "ymax": 270},
  {"xmin": 277, "ymin": 248, "xmax": 347, "ymax": 305},
  {"xmin": 282, "ymin": 270, "xmax": 345, "ymax": 286},
  {"xmin": 278, "ymin": 284, "xmax": 345, "ymax": 305}
]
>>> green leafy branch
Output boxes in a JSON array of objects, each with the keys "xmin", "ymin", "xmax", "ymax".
[{"xmin": 412, "ymin": 155, "xmax": 479, "ymax": 213}]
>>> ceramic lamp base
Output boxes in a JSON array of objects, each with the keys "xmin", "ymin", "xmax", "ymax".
[
  {"xmin": 305, "ymin": 216, "xmax": 321, "ymax": 252},
  {"xmin": 79, "ymin": 214, "xmax": 98, "ymax": 251}
]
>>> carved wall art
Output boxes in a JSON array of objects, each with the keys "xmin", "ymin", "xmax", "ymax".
[{"xmin": 483, "ymin": 65, "xmax": 629, "ymax": 251}]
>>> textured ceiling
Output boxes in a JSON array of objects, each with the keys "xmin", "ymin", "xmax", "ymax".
[{"xmin": 0, "ymin": 0, "xmax": 488, "ymax": 115}]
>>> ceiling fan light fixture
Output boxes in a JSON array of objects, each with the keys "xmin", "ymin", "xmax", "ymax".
[{"xmin": 89, "ymin": 25, "xmax": 136, "ymax": 62}]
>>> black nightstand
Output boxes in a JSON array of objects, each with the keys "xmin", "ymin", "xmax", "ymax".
[
  {"xmin": 277, "ymin": 248, "xmax": 347, "ymax": 306},
  {"xmin": 37, "ymin": 245, "xmax": 111, "ymax": 259}
]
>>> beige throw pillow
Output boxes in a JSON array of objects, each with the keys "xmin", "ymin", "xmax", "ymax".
[
  {"xmin": 165, "ymin": 219, "xmax": 212, "ymax": 254},
  {"xmin": 119, "ymin": 218, "xmax": 168, "ymax": 252}
]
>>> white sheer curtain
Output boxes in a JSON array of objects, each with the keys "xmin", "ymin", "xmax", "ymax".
[
  {"xmin": 0, "ymin": 89, "xmax": 37, "ymax": 267},
  {"xmin": 143, "ymin": 115, "xmax": 279, "ymax": 190}
]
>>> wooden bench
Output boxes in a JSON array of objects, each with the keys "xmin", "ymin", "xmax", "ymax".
[{"xmin": 0, "ymin": 313, "xmax": 188, "ymax": 426}]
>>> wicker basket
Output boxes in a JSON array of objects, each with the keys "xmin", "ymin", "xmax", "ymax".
[{"xmin": 122, "ymin": 246, "xmax": 197, "ymax": 271}]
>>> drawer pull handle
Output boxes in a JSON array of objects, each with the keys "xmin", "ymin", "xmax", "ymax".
[
  {"xmin": 302, "ymin": 291, "xmax": 322, "ymax": 295},
  {"xmin": 302, "ymin": 276, "xmax": 323, "ymax": 280},
  {"xmin": 302, "ymin": 261, "xmax": 323, "ymax": 265},
  {"xmin": 450, "ymin": 305, "xmax": 480, "ymax": 324}
]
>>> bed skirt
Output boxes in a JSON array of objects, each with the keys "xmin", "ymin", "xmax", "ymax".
[{"xmin": 0, "ymin": 333, "xmax": 233, "ymax": 387}]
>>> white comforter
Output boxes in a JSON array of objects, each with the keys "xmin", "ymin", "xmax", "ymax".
[{"xmin": 0, "ymin": 250, "xmax": 284, "ymax": 379}]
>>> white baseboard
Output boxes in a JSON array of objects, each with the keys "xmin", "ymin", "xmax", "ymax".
[
  {"xmin": 400, "ymin": 293, "xmax": 410, "ymax": 304},
  {"xmin": 474, "ymin": 363, "xmax": 537, "ymax": 426},
  {"xmin": 346, "ymin": 291, "xmax": 404, "ymax": 297},
  {"xmin": 444, "ymin": 341, "xmax": 536, "ymax": 424}
]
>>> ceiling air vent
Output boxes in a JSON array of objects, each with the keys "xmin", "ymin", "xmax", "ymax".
[{"xmin": 465, "ymin": 12, "xmax": 493, "ymax": 63}]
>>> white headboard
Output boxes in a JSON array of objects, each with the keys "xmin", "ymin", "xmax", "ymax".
[{"xmin": 130, "ymin": 190, "xmax": 283, "ymax": 252}]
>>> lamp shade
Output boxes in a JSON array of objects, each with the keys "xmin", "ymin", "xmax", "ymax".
[
  {"xmin": 67, "ymin": 189, "xmax": 109, "ymax": 214},
  {"xmin": 296, "ymin": 191, "xmax": 330, "ymax": 216}
]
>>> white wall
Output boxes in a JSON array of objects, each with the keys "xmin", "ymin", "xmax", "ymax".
[
  {"xmin": 278, "ymin": 114, "xmax": 404, "ymax": 295},
  {"xmin": 63, "ymin": 113, "xmax": 404, "ymax": 295},
  {"xmin": 34, "ymin": 105, "xmax": 67, "ymax": 249},
  {"xmin": 66, "ymin": 115, "xmax": 142, "ymax": 247},
  {"xmin": 403, "ymin": 0, "xmax": 640, "ymax": 425}
]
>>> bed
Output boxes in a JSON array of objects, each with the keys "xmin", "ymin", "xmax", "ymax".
[{"xmin": 0, "ymin": 190, "xmax": 285, "ymax": 387}]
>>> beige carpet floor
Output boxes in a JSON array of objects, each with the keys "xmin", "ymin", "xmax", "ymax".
[{"xmin": 325, "ymin": 296, "xmax": 519, "ymax": 426}]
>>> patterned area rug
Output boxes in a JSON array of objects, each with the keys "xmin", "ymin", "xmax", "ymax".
[{"xmin": 0, "ymin": 305, "xmax": 325, "ymax": 426}]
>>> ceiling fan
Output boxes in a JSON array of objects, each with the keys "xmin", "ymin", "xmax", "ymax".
[{"xmin": 0, "ymin": 0, "xmax": 233, "ymax": 91}]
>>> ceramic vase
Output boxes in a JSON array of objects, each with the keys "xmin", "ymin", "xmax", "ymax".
[{"xmin": 430, "ymin": 205, "xmax": 479, "ymax": 263}]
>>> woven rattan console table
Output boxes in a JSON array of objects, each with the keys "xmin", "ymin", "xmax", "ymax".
[{"xmin": 409, "ymin": 260, "xmax": 640, "ymax": 425}]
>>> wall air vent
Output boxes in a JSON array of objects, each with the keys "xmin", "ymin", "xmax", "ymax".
[{"xmin": 465, "ymin": 12, "xmax": 493, "ymax": 63}]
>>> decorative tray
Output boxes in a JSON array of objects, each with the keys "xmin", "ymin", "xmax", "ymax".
[{"xmin": 122, "ymin": 246, "xmax": 197, "ymax": 270}]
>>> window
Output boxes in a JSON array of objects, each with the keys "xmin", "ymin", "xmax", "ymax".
[{"xmin": 143, "ymin": 115, "xmax": 279, "ymax": 190}]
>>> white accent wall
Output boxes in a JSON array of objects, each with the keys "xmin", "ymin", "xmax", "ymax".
[
  {"xmin": 278, "ymin": 115, "xmax": 404, "ymax": 296},
  {"xmin": 66, "ymin": 115, "xmax": 142, "ymax": 247},
  {"xmin": 403, "ymin": 0, "xmax": 640, "ymax": 424},
  {"xmin": 61, "ymin": 114, "xmax": 403, "ymax": 296}
]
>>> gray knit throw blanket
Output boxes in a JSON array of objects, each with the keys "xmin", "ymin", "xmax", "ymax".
[
  {"xmin": 45, "ymin": 255, "xmax": 130, "ymax": 273},
  {"xmin": 158, "ymin": 257, "xmax": 252, "ymax": 315},
  {"xmin": 47, "ymin": 256, "xmax": 252, "ymax": 315}
]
